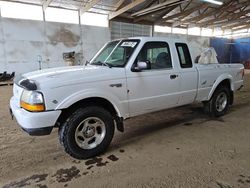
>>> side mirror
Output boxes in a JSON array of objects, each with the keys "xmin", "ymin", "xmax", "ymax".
[{"xmin": 132, "ymin": 61, "xmax": 150, "ymax": 72}]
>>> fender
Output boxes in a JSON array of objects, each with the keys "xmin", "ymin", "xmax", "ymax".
[
  {"xmin": 55, "ymin": 88, "xmax": 128, "ymax": 118},
  {"xmin": 207, "ymin": 73, "xmax": 233, "ymax": 101}
]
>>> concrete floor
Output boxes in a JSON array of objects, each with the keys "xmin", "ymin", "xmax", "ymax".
[{"xmin": 0, "ymin": 72, "xmax": 250, "ymax": 188}]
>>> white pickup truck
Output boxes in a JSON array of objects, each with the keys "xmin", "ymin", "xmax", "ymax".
[{"xmin": 10, "ymin": 37, "xmax": 244, "ymax": 159}]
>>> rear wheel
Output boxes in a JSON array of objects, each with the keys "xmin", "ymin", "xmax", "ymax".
[
  {"xmin": 203, "ymin": 86, "xmax": 231, "ymax": 117},
  {"xmin": 59, "ymin": 106, "xmax": 115, "ymax": 159}
]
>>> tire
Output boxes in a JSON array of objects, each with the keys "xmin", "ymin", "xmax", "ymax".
[
  {"xmin": 203, "ymin": 86, "xmax": 231, "ymax": 117},
  {"xmin": 59, "ymin": 106, "xmax": 115, "ymax": 159}
]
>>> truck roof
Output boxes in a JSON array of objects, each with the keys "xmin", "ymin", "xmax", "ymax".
[{"xmin": 116, "ymin": 36, "xmax": 189, "ymax": 44}]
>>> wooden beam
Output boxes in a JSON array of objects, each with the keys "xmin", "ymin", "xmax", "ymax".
[
  {"xmin": 181, "ymin": 0, "xmax": 235, "ymax": 24},
  {"xmin": 140, "ymin": 0, "xmax": 156, "ymax": 10},
  {"xmin": 111, "ymin": 16, "xmax": 154, "ymax": 25},
  {"xmin": 222, "ymin": 22, "xmax": 248, "ymax": 30},
  {"xmin": 184, "ymin": 0, "xmax": 250, "ymax": 26},
  {"xmin": 226, "ymin": 1, "xmax": 250, "ymax": 12},
  {"xmin": 160, "ymin": 22, "xmax": 176, "ymax": 27},
  {"xmin": 163, "ymin": 3, "xmax": 208, "ymax": 22},
  {"xmin": 161, "ymin": 3, "xmax": 209, "ymax": 27},
  {"xmin": 134, "ymin": 5, "xmax": 178, "ymax": 23},
  {"xmin": 131, "ymin": 0, "xmax": 188, "ymax": 17},
  {"xmin": 182, "ymin": 0, "xmax": 192, "ymax": 11},
  {"xmin": 80, "ymin": 0, "xmax": 101, "ymax": 15},
  {"xmin": 240, "ymin": 5, "xmax": 248, "ymax": 12},
  {"xmin": 152, "ymin": 5, "xmax": 179, "ymax": 22},
  {"xmin": 132, "ymin": 0, "xmax": 156, "ymax": 18},
  {"xmin": 109, "ymin": 0, "xmax": 147, "ymax": 20},
  {"xmin": 114, "ymin": 0, "xmax": 126, "ymax": 11},
  {"xmin": 223, "ymin": 20, "xmax": 250, "ymax": 29},
  {"xmin": 232, "ymin": 24, "xmax": 250, "ymax": 31},
  {"xmin": 198, "ymin": 8, "xmax": 250, "ymax": 27},
  {"xmin": 209, "ymin": 16, "xmax": 250, "ymax": 27},
  {"xmin": 198, "ymin": 5, "xmax": 250, "ymax": 27},
  {"xmin": 42, "ymin": 0, "xmax": 53, "ymax": 11}
]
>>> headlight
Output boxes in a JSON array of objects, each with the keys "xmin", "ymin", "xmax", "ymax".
[{"xmin": 20, "ymin": 90, "xmax": 45, "ymax": 112}]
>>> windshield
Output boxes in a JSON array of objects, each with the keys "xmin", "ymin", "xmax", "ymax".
[{"xmin": 90, "ymin": 39, "xmax": 140, "ymax": 67}]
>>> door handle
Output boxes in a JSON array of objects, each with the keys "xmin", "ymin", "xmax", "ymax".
[
  {"xmin": 110, "ymin": 83, "xmax": 122, "ymax": 88},
  {"xmin": 170, "ymin": 74, "xmax": 178, "ymax": 79}
]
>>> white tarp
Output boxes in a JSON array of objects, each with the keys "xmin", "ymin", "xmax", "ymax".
[{"xmin": 198, "ymin": 47, "xmax": 219, "ymax": 64}]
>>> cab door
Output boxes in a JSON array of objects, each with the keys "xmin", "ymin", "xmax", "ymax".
[
  {"xmin": 126, "ymin": 41, "xmax": 181, "ymax": 117},
  {"xmin": 175, "ymin": 43, "xmax": 198, "ymax": 105}
]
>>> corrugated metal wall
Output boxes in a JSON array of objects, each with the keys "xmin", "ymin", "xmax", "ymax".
[{"xmin": 110, "ymin": 21, "xmax": 152, "ymax": 40}]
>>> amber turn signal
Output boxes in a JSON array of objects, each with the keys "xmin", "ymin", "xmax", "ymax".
[{"xmin": 20, "ymin": 101, "xmax": 45, "ymax": 112}]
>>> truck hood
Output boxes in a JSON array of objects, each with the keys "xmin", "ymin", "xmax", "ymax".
[{"xmin": 21, "ymin": 65, "xmax": 126, "ymax": 89}]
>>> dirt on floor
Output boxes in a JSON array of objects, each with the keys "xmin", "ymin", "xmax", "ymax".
[{"xmin": 0, "ymin": 73, "xmax": 250, "ymax": 188}]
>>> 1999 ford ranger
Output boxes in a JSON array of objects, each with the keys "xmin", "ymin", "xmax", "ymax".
[{"xmin": 10, "ymin": 37, "xmax": 244, "ymax": 159}]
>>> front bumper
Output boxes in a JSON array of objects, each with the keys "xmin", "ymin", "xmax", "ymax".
[{"xmin": 10, "ymin": 97, "xmax": 61, "ymax": 136}]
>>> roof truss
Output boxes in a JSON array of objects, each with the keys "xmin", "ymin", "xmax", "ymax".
[
  {"xmin": 80, "ymin": 0, "xmax": 101, "ymax": 15},
  {"xmin": 109, "ymin": 0, "xmax": 147, "ymax": 20},
  {"xmin": 4, "ymin": 0, "xmax": 250, "ymax": 34},
  {"xmin": 42, "ymin": 0, "xmax": 53, "ymax": 11}
]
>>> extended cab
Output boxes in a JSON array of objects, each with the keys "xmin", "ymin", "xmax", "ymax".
[{"xmin": 10, "ymin": 37, "xmax": 244, "ymax": 159}]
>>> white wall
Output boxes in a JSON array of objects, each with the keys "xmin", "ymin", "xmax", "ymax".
[
  {"xmin": 0, "ymin": 17, "xmax": 210, "ymax": 74},
  {"xmin": 0, "ymin": 17, "xmax": 110, "ymax": 74},
  {"xmin": 154, "ymin": 32, "xmax": 210, "ymax": 61}
]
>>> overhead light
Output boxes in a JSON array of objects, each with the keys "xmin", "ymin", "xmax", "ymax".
[{"xmin": 202, "ymin": 0, "xmax": 223, "ymax": 5}]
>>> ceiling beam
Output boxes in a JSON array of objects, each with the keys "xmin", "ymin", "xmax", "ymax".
[
  {"xmin": 222, "ymin": 22, "xmax": 248, "ymax": 30},
  {"xmin": 163, "ymin": 3, "xmax": 208, "ymax": 22},
  {"xmin": 134, "ymin": 5, "xmax": 179, "ymax": 23},
  {"xmin": 152, "ymin": 5, "xmax": 179, "ymax": 23},
  {"xmin": 42, "ymin": 0, "xmax": 53, "ymax": 11},
  {"xmin": 132, "ymin": 0, "xmax": 156, "ymax": 18},
  {"xmin": 181, "ymin": 0, "xmax": 235, "ymax": 24},
  {"xmin": 232, "ymin": 24, "xmax": 250, "ymax": 31},
  {"xmin": 223, "ymin": 20, "xmax": 250, "ymax": 29},
  {"xmin": 182, "ymin": 0, "xmax": 192, "ymax": 11},
  {"xmin": 160, "ymin": 3, "xmax": 209, "ymax": 27},
  {"xmin": 160, "ymin": 22, "xmax": 178, "ymax": 27},
  {"xmin": 209, "ymin": 16, "xmax": 250, "ymax": 27},
  {"xmin": 131, "ymin": 0, "xmax": 188, "ymax": 17},
  {"xmin": 80, "ymin": 0, "xmax": 101, "ymax": 15},
  {"xmin": 110, "ymin": 16, "xmax": 154, "ymax": 25},
  {"xmin": 198, "ymin": 8, "xmax": 250, "ymax": 27},
  {"xmin": 109, "ymin": 0, "xmax": 147, "ymax": 20},
  {"xmin": 181, "ymin": 0, "xmax": 250, "ymax": 28},
  {"xmin": 114, "ymin": 0, "xmax": 126, "ymax": 11}
]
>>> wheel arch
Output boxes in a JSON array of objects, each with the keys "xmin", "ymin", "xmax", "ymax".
[
  {"xmin": 208, "ymin": 74, "xmax": 233, "ymax": 99},
  {"xmin": 208, "ymin": 76, "xmax": 234, "ymax": 105},
  {"xmin": 57, "ymin": 97, "xmax": 117, "ymax": 122},
  {"xmin": 56, "ymin": 97, "xmax": 125, "ymax": 132}
]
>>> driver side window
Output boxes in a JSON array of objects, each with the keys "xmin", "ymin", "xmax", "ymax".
[{"xmin": 137, "ymin": 42, "xmax": 172, "ymax": 70}]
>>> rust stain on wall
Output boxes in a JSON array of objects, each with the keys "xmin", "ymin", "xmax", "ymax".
[{"xmin": 47, "ymin": 25, "xmax": 80, "ymax": 47}]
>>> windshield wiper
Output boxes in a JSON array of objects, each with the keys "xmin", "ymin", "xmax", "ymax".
[{"xmin": 92, "ymin": 61, "xmax": 112, "ymax": 68}]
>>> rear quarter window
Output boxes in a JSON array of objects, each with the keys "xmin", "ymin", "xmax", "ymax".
[{"xmin": 175, "ymin": 43, "xmax": 192, "ymax": 68}]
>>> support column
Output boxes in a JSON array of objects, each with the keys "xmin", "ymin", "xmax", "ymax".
[{"xmin": 78, "ymin": 10, "xmax": 84, "ymax": 65}]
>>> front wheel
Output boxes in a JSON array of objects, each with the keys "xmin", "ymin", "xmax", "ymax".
[
  {"xmin": 203, "ymin": 86, "xmax": 231, "ymax": 117},
  {"xmin": 59, "ymin": 106, "xmax": 115, "ymax": 159}
]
